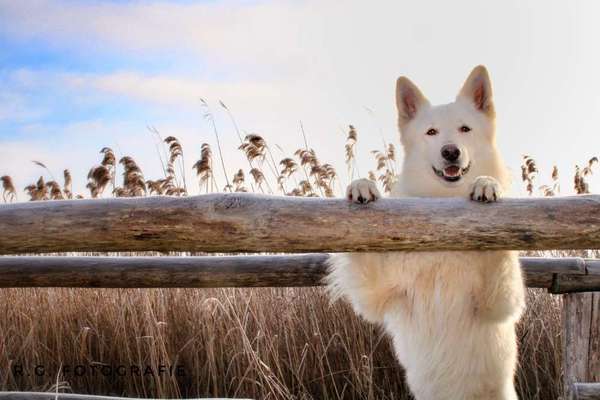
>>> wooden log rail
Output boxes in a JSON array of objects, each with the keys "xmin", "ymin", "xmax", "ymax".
[
  {"xmin": 0, "ymin": 255, "xmax": 599, "ymax": 293},
  {"xmin": 2, "ymin": 193, "xmax": 600, "ymax": 254},
  {"xmin": 571, "ymin": 383, "xmax": 600, "ymax": 400},
  {"xmin": 0, "ymin": 393, "xmax": 246, "ymax": 400}
]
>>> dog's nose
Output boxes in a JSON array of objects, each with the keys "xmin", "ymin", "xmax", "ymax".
[{"xmin": 441, "ymin": 145, "xmax": 461, "ymax": 162}]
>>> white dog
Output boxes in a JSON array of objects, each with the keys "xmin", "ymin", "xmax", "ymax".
[{"xmin": 327, "ymin": 66, "xmax": 526, "ymax": 400}]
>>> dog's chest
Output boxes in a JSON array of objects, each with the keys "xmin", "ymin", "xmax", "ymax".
[{"xmin": 380, "ymin": 251, "xmax": 488, "ymax": 322}]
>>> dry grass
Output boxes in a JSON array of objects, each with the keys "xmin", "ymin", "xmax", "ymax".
[
  {"xmin": 516, "ymin": 288, "xmax": 563, "ymax": 400},
  {"xmin": 0, "ymin": 284, "xmax": 562, "ymax": 399}
]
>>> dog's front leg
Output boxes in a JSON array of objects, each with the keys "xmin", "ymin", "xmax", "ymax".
[
  {"xmin": 327, "ymin": 179, "xmax": 397, "ymax": 323},
  {"xmin": 469, "ymin": 176, "xmax": 526, "ymax": 322}
]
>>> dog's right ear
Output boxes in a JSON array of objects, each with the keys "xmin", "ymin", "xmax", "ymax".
[{"xmin": 396, "ymin": 77, "xmax": 429, "ymax": 129}]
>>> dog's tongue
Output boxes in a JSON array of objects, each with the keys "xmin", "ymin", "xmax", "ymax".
[{"xmin": 443, "ymin": 166, "xmax": 460, "ymax": 177}]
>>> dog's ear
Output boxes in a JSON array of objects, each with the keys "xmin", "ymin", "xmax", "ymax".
[
  {"xmin": 457, "ymin": 65, "xmax": 495, "ymax": 117},
  {"xmin": 396, "ymin": 77, "xmax": 429, "ymax": 128}
]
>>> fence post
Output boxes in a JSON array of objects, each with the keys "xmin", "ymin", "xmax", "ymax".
[{"xmin": 562, "ymin": 292, "xmax": 600, "ymax": 399}]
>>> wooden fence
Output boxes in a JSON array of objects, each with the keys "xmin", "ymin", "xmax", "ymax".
[
  {"xmin": 1, "ymin": 193, "xmax": 600, "ymax": 400},
  {"xmin": 0, "ymin": 255, "xmax": 598, "ymax": 293}
]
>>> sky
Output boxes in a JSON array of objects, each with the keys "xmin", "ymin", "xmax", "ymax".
[{"xmin": 1, "ymin": 0, "xmax": 600, "ymax": 197}]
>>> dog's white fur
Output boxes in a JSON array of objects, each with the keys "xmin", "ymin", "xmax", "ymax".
[{"xmin": 327, "ymin": 66, "xmax": 526, "ymax": 400}]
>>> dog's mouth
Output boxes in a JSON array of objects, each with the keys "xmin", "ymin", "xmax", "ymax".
[{"xmin": 432, "ymin": 162, "xmax": 471, "ymax": 183}]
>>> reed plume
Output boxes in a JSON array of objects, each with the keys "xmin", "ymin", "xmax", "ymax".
[
  {"xmin": 293, "ymin": 149, "xmax": 318, "ymax": 196},
  {"xmin": 114, "ymin": 156, "xmax": 147, "ymax": 197},
  {"xmin": 238, "ymin": 134, "xmax": 277, "ymax": 193},
  {"xmin": 249, "ymin": 168, "xmax": 266, "ymax": 191},
  {"xmin": 163, "ymin": 136, "xmax": 187, "ymax": 195},
  {"xmin": 521, "ymin": 155, "xmax": 538, "ymax": 196},
  {"xmin": 146, "ymin": 178, "xmax": 166, "ymax": 195},
  {"xmin": 166, "ymin": 186, "xmax": 186, "ymax": 196},
  {"xmin": 290, "ymin": 180, "xmax": 314, "ymax": 197},
  {"xmin": 146, "ymin": 177, "xmax": 186, "ymax": 196},
  {"xmin": 370, "ymin": 145, "xmax": 397, "ymax": 193},
  {"xmin": 310, "ymin": 163, "xmax": 337, "ymax": 197},
  {"xmin": 100, "ymin": 147, "xmax": 116, "ymax": 168},
  {"xmin": 372, "ymin": 150, "xmax": 388, "ymax": 171},
  {"xmin": 378, "ymin": 170, "xmax": 396, "ymax": 193},
  {"xmin": 539, "ymin": 166, "xmax": 560, "ymax": 197},
  {"xmin": 345, "ymin": 125, "xmax": 358, "ymax": 180},
  {"xmin": 46, "ymin": 180, "xmax": 64, "ymax": 200},
  {"xmin": 278, "ymin": 157, "xmax": 298, "ymax": 193},
  {"xmin": 85, "ymin": 148, "xmax": 117, "ymax": 198},
  {"xmin": 239, "ymin": 134, "xmax": 267, "ymax": 163},
  {"xmin": 290, "ymin": 146, "xmax": 339, "ymax": 197},
  {"xmin": 232, "ymin": 169, "xmax": 248, "ymax": 192},
  {"xmin": 220, "ymin": 102, "xmax": 276, "ymax": 193},
  {"xmin": 279, "ymin": 158, "xmax": 298, "ymax": 178},
  {"xmin": 63, "ymin": 169, "xmax": 73, "ymax": 199},
  {"xmin": 574, "ymin": 157, "xmax": 597, "ymax": 194},
  {"xmin": 193, "ymin": 143, "xmax": 214, "ymax": 193},
  {"xmin": 24, "ymin": 176, "xmax": 48, "ymax": 201},
  {"xmin": 101, "ymin": 147, "xmax": 117, "ymax": 192},
  {"xmin": 1, "ymin": 175, "xmax": 17, "ymax": 202},
  {"xmin": 294, "ymin": 148, "xmax": 318, "ymax": 168},
  {"xmin": 86, "ymin": 165, "xmax": 112, "ymax": 198}
]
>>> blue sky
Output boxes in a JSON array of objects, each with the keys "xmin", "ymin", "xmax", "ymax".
[{"xmin": 2, "ymin": 0, "xmax": 600, "ymax": 197}]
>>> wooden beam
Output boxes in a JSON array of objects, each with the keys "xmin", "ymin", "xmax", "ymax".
[
  {"xmin": 0, "ymin": 254, "xmax": 328, "ymax": 288},
  {"xmin": 551, "ymin": 275, "xmax": 600, "ymax": 294},
  {"xmin": 0, "ymin": 393, "xmax": 246, "ymax": 400},
  {"xmin": 0, "ymin": 255, "xmax": 596, "ymax": 292},
  {"xmin": 561, "ymin": 260, "xmax": 600, "ymax": 400},
  {"xmin": 2, "ymin": 194, "xmax": 600, "ymax": 255},
  {"xmin": 570, "ymin": 383, "xmax": 600, "ymax": 400},
  {"xmin": 563, "ymin": 293, "xmax": 600, "ymax": 399}
]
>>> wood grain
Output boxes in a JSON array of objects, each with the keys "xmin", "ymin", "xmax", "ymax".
[
  {"xmin": 563, "ymin": 293, "xmax": 597, "ymax": 399},
  {"xmin": 2, "ymin": 193, "xmax": 600, "ymax": 255},
  {"xmin": 0, "ymin": 393, "xmax": 246, "ymax": 400},
  {"xmin": 588, "ymin": 294, "xmax": 600, "ymax": 383},
  {"xmin": 0, "ymin": 255, "xmax": 596, "ymax": 292},
  {"xmin": 571, "ymin": 383, "xmax": 600, "ymax": 400},
  {"xmin": 0, "ymin": 254, "xmax": 329, "ymax": 288}
]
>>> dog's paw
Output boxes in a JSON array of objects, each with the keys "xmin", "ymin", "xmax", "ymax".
[
  {"xmin": 469, "ymin": 176, "xmax": 501, "ymax": 203},
  {"xmin": 346, "ymin": 178, "xmax": 381, "ymax": 204}
]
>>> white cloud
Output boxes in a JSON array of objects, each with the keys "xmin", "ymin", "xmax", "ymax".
[
  {"xmin": 0, "ymin": 91, "xmax": 45, "ymax": 122},
  {"xmin": 0, "ymin": 0, "xmax": 308, "ymax": 72},
  {"xmin": 72, "ymin": 72, "xmax": 283, "ymax": 107}
]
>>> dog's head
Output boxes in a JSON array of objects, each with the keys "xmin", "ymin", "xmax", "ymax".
[{"xmin": 396, "ymin": 66, "xmax": 502, "ymax": 193}]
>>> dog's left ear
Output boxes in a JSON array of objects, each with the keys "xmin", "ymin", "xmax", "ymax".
[{"xmin": 457, "ymin": 65, "xmax": 495, "ymax": 118}]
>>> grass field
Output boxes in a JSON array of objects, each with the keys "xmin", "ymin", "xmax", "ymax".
[{"xmin": 0, "ymin": 283, "xmax": 562, "ymax": 399}]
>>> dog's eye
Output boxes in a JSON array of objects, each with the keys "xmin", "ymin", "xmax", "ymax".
[
  {"xmin": 459, "ymin": 125, "xmax": 471, "ymax": 133},
  {"xmin": 426, "ymin": 128, "xmax": 438, "ymax": 136}
]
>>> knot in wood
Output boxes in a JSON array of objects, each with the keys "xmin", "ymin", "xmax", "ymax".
[{"xmin": 215, "ymin": 195, "xmax": 246, "ymax": 210}]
